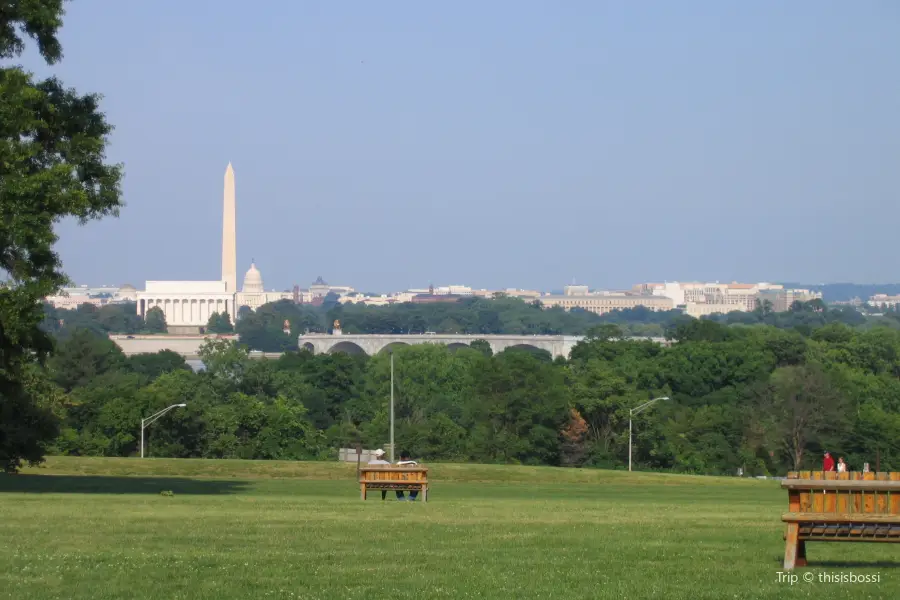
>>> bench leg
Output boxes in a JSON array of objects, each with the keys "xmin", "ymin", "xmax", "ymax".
[
  {"xmin": 784, "ymin": 523, "xmax": 799, "ymax": 570},
  {"xmin": 360, "ymin": 483, "xmax": 366, "ymax": 501},
  {"xmin": 796, "ymin": 540, "xmax": 807, "ymax": 568},
  {"xmin": 422, "ymin": 485, "xmax": 427, "ymax": 503}
]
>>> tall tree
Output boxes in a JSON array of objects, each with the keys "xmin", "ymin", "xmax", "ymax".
[
  {"xmin": 206, "ymin": 311, "xmax": 234, "ymax": 334},
  {"xmin": 47, "ymin": 328, "xmax": 127, "ymax": 392},
  {"xmin": 751, "ymin": 364, "xmax": 847, "ymax": 470},
  {"xmin": 144, "ymin": 306, "xmax": 166, "ymax": 333},
  {"xmin": 0, "ymin": 1, "xmax": 123, "ymax": 471}
]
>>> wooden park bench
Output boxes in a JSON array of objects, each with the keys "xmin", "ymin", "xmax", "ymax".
[
  {"xmin": 782, "ymin": 471, "xmax": 900, "ymax": 569},
  {"xmin": 359, "ymin": 466, "xmax": 429, "ymax": 502}
]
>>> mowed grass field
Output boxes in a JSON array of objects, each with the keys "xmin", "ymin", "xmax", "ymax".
[{"xmin": 1, "ymin": 458, "xmax": 897, "ymax": 599}]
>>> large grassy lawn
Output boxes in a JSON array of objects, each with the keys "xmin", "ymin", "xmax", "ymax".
[{"xmin": 0, "ymin": 457, "xmax": 896, "ymax": 599}]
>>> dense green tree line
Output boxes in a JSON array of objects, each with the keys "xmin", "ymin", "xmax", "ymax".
[{"xmin": 34, "ymin": 320, "xmax": 900, "ymax": 475}]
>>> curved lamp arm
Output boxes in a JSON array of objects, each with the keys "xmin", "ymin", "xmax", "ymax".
[
  {"xmin": 630, "ymin": 396, "xmax": 670, "ymax": 416},
  {"xmin": 142, "ymin": 403, "xmax": 187, "ymax": 428}
]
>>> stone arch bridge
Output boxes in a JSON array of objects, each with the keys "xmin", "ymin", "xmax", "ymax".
[
  {"xmin": 298, "ymin": 333, "xmax": 588, "ymax": 359},
  {"xmin": 108, "ymin": 334, "xmax": 669, "ymax": 363}
]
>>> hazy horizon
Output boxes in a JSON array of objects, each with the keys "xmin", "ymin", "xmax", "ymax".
[{"xmin": 15, "ymin": 2, "xmax": 900, "ymax": 292}]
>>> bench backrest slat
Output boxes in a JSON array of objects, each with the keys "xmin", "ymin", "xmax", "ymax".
[
  {"xmin": 893, "ymin": 473, "xmax": 900, "ymax": 515},
  {"xmin": 853, "ymin": 472, "xmax": 863, "ymax": 513},
  {"xmin": 864, "ymin": 471, "xmax": 875, "ymax": 514},
  {"xmin": 823, "ymin": 486, "xmax": 836, "ymax": 513},
  {"xmin": 837, "ymin": 471, "xmax": 849, "ymax": 513},
  {"xmin": 812, "ymin": 485, "xmax": 825, "ymax": 512},
  {"xmin": 876, "ymin": 472, "xmax": 888, "ymax": 514}
]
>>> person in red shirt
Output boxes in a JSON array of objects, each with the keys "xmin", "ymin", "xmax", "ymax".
[{"xmin": 823, "ymin": 451, "xmax": 835, "ymax": 472}]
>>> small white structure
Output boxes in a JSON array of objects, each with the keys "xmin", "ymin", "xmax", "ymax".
[{"xmin": 338, "ymin": 448, "xmax": 379, "ymax": 463}]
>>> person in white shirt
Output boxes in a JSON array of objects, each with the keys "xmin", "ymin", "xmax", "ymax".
[
  {"xmin": 837, "ymin": 457, "xmax": 847, "ymax": 473},
  {"xmin": 368, "ymin": 449, "xmax": 394, "ymax": 501}
]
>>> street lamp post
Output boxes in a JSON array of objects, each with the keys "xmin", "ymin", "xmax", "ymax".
[
  {"xmin": 140, "ymin": 403, "xmax": 187, "ymax": 458},
  {"xmin": 390, "ymin": 351, "xmax": 395, "ymax": 463},
  {"xmin": 628, "ymin": 396, "xmax": 669, "ymax": 472}
]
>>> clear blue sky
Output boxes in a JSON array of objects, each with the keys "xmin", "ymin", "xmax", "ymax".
[{"xmin": 21, "ymin": 1, "xmax": 900, "ymax": 292}]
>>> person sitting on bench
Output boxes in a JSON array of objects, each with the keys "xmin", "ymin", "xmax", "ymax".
[
  {"xmin": 367, "ymin": 448, "xmax": 395, "ymax": 501},
  {"xmin": 395, "ymin": 451, "xmax": 419, "ymax": 502}
]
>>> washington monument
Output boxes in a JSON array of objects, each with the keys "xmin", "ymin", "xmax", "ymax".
[{"xmin": 222, "ymin": 163, "xmax": 237, "ymax": 291}]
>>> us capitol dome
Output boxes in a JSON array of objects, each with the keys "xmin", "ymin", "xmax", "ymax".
[
  {"xmin": 235, "ymin": 261, "xmax": 292, "ymax": 311},
  {"xmin": 242, "ymin": 262, "xmax": 264, "ymax": 294}
]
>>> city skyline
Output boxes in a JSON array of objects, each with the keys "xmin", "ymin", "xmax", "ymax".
[
  {"xmin": 56, "ymin": 276, "xmax": 900, "ymax": 296},
  {"xmin": 21, "ymin": 2, "xmax": 900, "ymax": 291}
]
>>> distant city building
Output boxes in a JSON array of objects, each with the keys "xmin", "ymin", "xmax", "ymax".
[
  {"xmin": 540, "ymin": 292, "xmax": 673, "ymax": 315},
  {"xmin": 832, "ymin": 297, "xmax": 863, "ymax": 307},
  {"xmin": 410, "ymin": 293, "xmax": 464, "ymax": 304},
  {"xmin": 339, "ymin": 293, "xmax": 396, "ymax": 307},
  {"xmin": 758, "ymin": 288, "xmax": 823, "ymax": 312},
  {"xmin": 59, "ymin": 284, "xmax": 122, "ymax": 297},
  {"xmin": 564, "ymin": 285, "xmax": 590, "ymax": 296},
  {"xmin": 469, "ymin": 288, "xmax": 542, "ymax": 300},
  {"xmin": 632, "ymin": 281, "xmax": 818, "ymax": 316},
  {"xmin": 868, "ymin": 294, "xmax": 900, "ymax": 309},
  {"xmin": 684, "ymin": 303, "xmax": 739, "ymax": 318},
  {"xmin": 309, "ymin": 276, "xmax": 354, "ymax": 298},
  {"xmin": 45, "ymin": 284, "xmax": 138, "ymax": 309},
  {"xmin": 45, "ymin": 294, "xmax": 108, "ymax": 309},
  {"xmin": 388, "ymin": 291, "xmax": 420, "ymax": 303},
  {"xmin": 375, "ymin": 284, "xmax": 543, "ymax": 305},
  {"xmin": 640, "ymin": 281, "xmax": 782, "ymax": 311},
  {"xmin": 433, "ymin": 285, "xmax": 473, "ymax": 296},
  {"xmin": 118, "ymin": 284, "xmax": 138, "ymax": 302},
  {"xmin": 501, "ymin": 288, "xmax": 542, "ymax": 300}
]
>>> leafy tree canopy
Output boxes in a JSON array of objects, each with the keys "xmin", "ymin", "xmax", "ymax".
[{"xmin": 1, "ymin": 1, "xmax": 122, "ymax": 471}]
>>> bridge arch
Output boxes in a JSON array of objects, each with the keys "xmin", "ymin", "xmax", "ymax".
[
  {"xmin": 504, "ymin": 343, "xmax": 543, "ymax": 353},
  {"xmin": 300, "ymin": 342, "xmax": 315, "ymax": 353},
  {"xmin": 378, "ymin": 342, "xmax": 410, "ymax": 354},
  {"xmin": 499, "ymin": 343, "xmax": 554, "ymax": 361},
  {"xmin": 446, "ymin": 342, "xmax": 471, "ymax": 352},
  {"xmin": 328, "ymin": 341, "xmax": 367, "ymax": 355}
]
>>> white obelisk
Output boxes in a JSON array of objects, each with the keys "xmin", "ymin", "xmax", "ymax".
[{"xmin": 222, "ymin": 163, "xmax": 237, "ymax": 292}]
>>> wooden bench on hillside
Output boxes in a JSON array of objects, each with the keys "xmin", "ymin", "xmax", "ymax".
[
  {"xmin": 782, "ymin": 471, "xmax": 900, "ymax": 569},
  {"xmin": 360, "ymin": 466, "xmax": 429, "ymax": 502}
]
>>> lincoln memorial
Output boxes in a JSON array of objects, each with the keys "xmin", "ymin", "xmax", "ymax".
[{"xmin": 137, "ymin": 280, "xmax": 235, "ymax": 329}]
